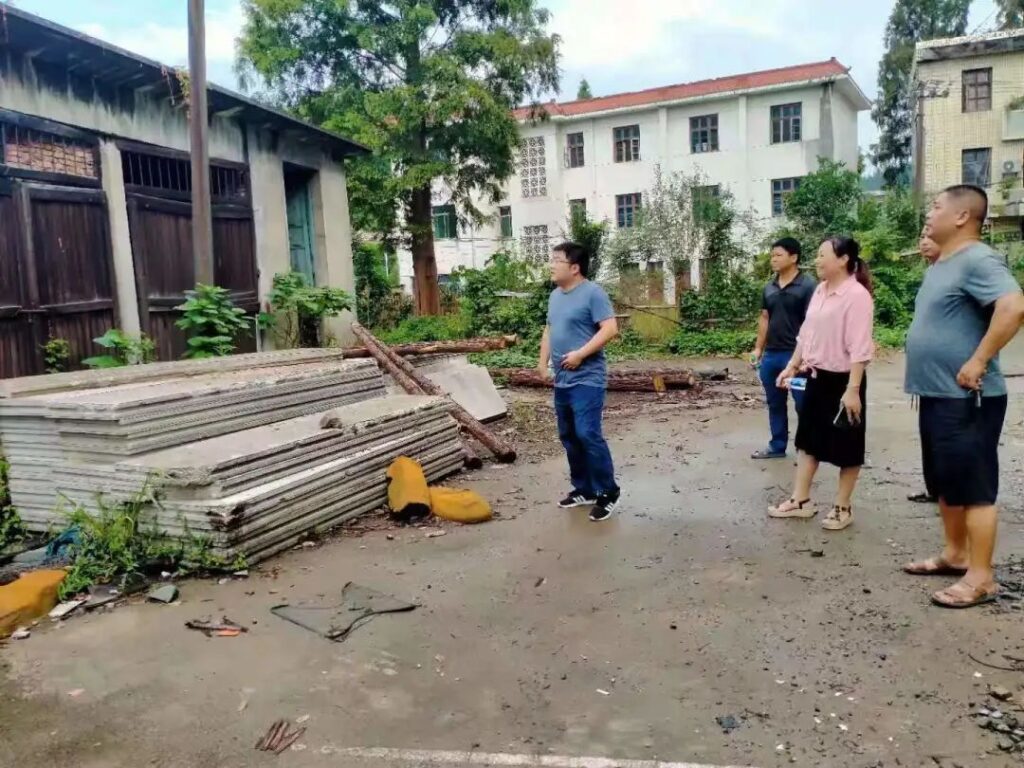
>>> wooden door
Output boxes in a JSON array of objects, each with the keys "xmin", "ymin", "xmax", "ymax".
[{"xmin": 0, "ymin": 180, "xmax": 37, "ymax": 378}]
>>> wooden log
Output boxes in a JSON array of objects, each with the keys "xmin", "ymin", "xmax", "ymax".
[
  {"xmin": 343, "ymin": 325, "xmax": 483, "ymax": 469},
  {"xmin": 489, "ymin": 368, "xmax": 700, "ymax": 392},
  {"xmin": 342, "ymin": 335, "xmax": 517, "ymax": 359},
  {"xmin": 352, "ymin": 323, "xmax": 517, "ymax": 463}
]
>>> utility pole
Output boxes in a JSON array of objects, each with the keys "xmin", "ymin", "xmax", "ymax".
[{"xmin": 188, "ymin": 0, "xmax": 214, "ymax": 285}]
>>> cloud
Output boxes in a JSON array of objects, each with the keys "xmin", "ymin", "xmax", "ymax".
[{"xmin": 76, "ymin": 2, "xmax": 243, "ymax": 69}]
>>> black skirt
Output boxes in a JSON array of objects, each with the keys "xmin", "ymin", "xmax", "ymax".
[{"xmin": 794, "ymin": 369, "xmax": 867, "ymax": 468}]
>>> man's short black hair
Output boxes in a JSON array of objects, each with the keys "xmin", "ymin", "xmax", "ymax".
[
  {"xmin": 553, "ymin": 241, "xmax": 590, "ymax": 278},
  {"xmin": 771, "ymin": 237, "xmax": 802, "ymax": 261},
  {"xmin": 941, "ymin": 184, "xmax": 988, "ymax": 224}
]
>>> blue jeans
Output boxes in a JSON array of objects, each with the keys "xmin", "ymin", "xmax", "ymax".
[
  {"xmin": 554, "ymin": 384, "xmax": 618, "ymax": 498},
  {"xmin": 758, "ymin": 349, "xmax": 806, "ymax": 454}
]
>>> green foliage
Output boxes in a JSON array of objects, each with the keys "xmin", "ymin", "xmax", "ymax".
[
  {"xmin": 667, "ymin": 328, "xmax": 758, "ymax": 357},
  {"xmin": 782, "ymin": 159, "xmax": 862, "ymax": 250},
  {"xmin": 875, "ymin": 325, "xmax": 909, "ymax": 349},
  {"xmin": 1009, "ymin": 94, "xmax": 1024, "ymax": 111},
  {"xmin": 59, "ymin": 491, "xmax": 245, "ymax": 599},
  {"xmin": 455, "ymin": 252, "xmax": 549, "ymax": 338},
  {"xmin": 42, "ymin": 338, "xmax": 71, "ymax": 374},
  {"xmin": 677, "ymin": 261, "xmax": 762, "ymax": 331},
  {"xmin": 576, "ymin": 78, "xmax": 593, "ymax": 100},
  {"xmin": 176, "ymin": 284, "xmax": 251, "ymax": 359},
  {"xmin": 354, "ymin": 242, "xmax": 407, "ymax": 329},
  {"xmin": 82, "ymin": 329, "xmax": 157, "ymax": 369},
  {"xmin": 568, "ymin": 208, "xmax": 608, "ymax": 279},
  {"xmin": 237, "ymin": 0, "xmax": 560, "ymax": 304},
  {"xmin": 871, "ymin": 0, "xmax": 971, "ymax": 187},
  {"xmin": 260, "ymin": 272, "xmax": 352, "ymax": 348},
  {"xmin": 376, "ymin": 314, "xmax": 471, "ymax": 345},
  {"xmin": 872, "ymin": 259, "xmax": 925, "ymax": 328},
  {"xmin": 605, "ymin": 327, "xmax": 659, "ymax": 362},
  {"xmin": 0, "ymin": 454, "xmax": 25, "ymax": 550},
  {"xmin": 469, "ymin": 346, "xmax": 540, "ymax": 370},
  {"xmin": 997, "ymin": 0, "xmax": 1024, "ymax": 29}
]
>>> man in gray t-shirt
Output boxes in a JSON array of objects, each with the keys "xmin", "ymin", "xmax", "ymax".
[
  {"xmin": 903, "ymin": 185, "xmax": 1024, "ymax": 610},
  {"xmin": 538, "ymin": 241, "xmax": 620, "ymax": 522}
]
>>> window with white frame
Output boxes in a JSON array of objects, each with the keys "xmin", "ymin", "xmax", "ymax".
[
  {"xmin": 690, "ymin": 114, "xmax": 719, "ymax": 153},
  {"xmin": 770, "ymin": 103, "xmax": 802, "ymax": 144},
  {"xmin": 771, "ymin": 177, "xmax": 801, "ymax": 216}
]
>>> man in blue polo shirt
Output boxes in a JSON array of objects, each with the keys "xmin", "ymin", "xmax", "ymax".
[
  {"xmin": 537, "ymin": 241, "xmax": 620, "ymax": 522},
  {"xmin": 750, "ymin": 237, "xmax": 816, "ymax": 459}
]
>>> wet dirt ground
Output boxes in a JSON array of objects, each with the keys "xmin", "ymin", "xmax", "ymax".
[{"xmin": 2, "ymin": 348, "xmax": 1024, "ymax": 768}]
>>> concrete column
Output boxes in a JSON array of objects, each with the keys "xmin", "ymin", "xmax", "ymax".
[
  {"xmin": 819, "ymin": 83, "xmax": 835, "ymax": 162},
  {"xmin": 311, "ymin": 160, "xmax": 357, "ymax": 346},
  {"xmin": 99, "ymin": 140, "xmax": 142, "ymax": 336},
  {"xmin": 658, "ymin": 107, "xmax": 669, "ymax": 169},
  {"xmin": 246, "ymin": 127, "xmax": 290, "ymax": 304},
  {"xmin": 736, "ymin": 95, "xmax": 751, "ymax": 210}
]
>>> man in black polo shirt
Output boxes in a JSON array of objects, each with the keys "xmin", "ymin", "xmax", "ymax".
[{"xmin": 750, "ymin": 237, "xmax": 816, "ymax": 459}]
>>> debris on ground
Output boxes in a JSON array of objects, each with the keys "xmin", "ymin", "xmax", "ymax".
[
  {"xmin": 972, "ymin": 702, "xmax": 1024, "ymax": 755},
  {"xmin": 147, "ymin": 585, "xmax": 179, "ymax": 604},
  {"xmin": 271, "ymin": 582, "xmax": 416, "ymax": 643},
  {"xmin": 716, "ymin": 714, "xmax": 742, "ymax": 733},
  {"xmin": 10, "ymin": 627, "xmax": 30, "ymax": 639},
  {"xmin": 255, "ymin": 719, "xmax": 306, "ymax": 754},
  {"xmin": 83, "ymin": 584, "xmax": 121, "ymax": 611},
  {"xmin": 48, "ymin": 598, "xmax": 87, "ymax": 620},
  {"xmin": 185, "ymin": 616, "xmax": 248, "ymax": 638},
  {"xmin": 991, "ymin": 685, "xmax": 1014, "ymax": 702}
]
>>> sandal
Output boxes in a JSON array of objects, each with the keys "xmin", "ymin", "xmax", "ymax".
[
  {"xmin": 821, "ymin": 505, "xmax": 853, "ymax": 531},
  {"xmin": 907, "ymin": 492, "xmax": 937, "ymax": 504},
  {"xmin": 931, "ymin": 579, "xmax": 1000, "ymax": 609},
  {"xmin": 768, "ymin": 498, "xmax": 815, "ymax": 519},
  {"xmin": 903, "ymin": 556, "xmax": 968, "ymax": 577}
]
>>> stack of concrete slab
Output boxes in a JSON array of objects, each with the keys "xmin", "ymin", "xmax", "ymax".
[
  {"xmin": 1, "ymin": 359, "xmax": 388, "ymax": 524},
  {"xmin": 404, "ymin": 354, "xmax": 508, "ymax": 422},
  {"xmin": 9, "ymin": 396, "xmax": 462, "ymax": 561}
]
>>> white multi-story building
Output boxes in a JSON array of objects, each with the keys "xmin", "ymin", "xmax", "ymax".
[{"xmin": 399, "ymin": 59, "xmax": 869, "ymax": 297}]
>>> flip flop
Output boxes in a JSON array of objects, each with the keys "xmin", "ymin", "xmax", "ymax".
[
  {"xmin": 903, "ymin": 557, "xmax": 968, "ymax": 577},
  {"xmin": 930, "ymin": 581, "xmax": 1000, "ymax": 609}
]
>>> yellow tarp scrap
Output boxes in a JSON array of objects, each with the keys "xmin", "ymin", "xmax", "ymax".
[
  {"xmin": 429, "ymin": 487, "xmax": 493, "ymax": 524},
  {"xmin": 0, "ymin": 569, "xmax": 67, "ymax": 638},
  {"xmin": 386, "ymin": 456, "xmax": 431, "ymax": 520}
]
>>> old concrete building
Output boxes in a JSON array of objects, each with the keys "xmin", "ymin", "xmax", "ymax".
[
  {"xmin": 0, "ymin": 7, "xmax": 366, "ymax": 378},
  {"xmin": 398, "ymin": 59, "xmax": 869, "ymax": 297},
  {"xmin": 913, "ymin": 29, "xmax": 1024, "ymax": 232}
]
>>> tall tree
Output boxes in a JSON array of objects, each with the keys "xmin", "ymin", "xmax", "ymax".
[
  {"xmin": 871, "ymin": 0, "xmax": 971, "ymax": 188},
  {"xmin": 997, "ymin": 0, "xmax": 1024, "ymax": 28},
  {"xmin": 576, "ymin": 78, "xmax": 593, "ymax": 100},
  {"xmin": 237, "ymin": 1, "xmax": 560, "ymax": 315}
]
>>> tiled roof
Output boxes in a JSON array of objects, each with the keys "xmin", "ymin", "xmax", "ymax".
[{"xmin": 514, "ymin": 59, "xmax": 851, "ymax": 120}]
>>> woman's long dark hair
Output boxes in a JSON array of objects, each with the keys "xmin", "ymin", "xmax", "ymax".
[{"xmin": 828, "ymin": 236, "xmax": 873, "ymax": 296}]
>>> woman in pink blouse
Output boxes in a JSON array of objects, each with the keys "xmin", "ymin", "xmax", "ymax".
[{"xmin": 769, "ymin": 237, "xmax": 874, "ymax": 531}]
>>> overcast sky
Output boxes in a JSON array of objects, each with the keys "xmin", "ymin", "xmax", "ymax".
[{"xmin": 6, "ymin": 0, "xmax": 1002, "ymax": 162}]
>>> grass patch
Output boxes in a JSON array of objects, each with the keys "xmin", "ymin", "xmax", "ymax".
[
  {"xmin": 667, "ymin": 328, "xmax": 757, "ymax": 357},
  {"xmin": 874, "ymin": 325, "xmax": 907, "ymax": 350},
  {"xmin": 59, "ymin": 490, "xmax": 245, "ymax": 599},
  {"xmin": 0, "ymin": 455, "xmax": 26, "ymax": 551},
  {"xmin": 374, "ymin": 314, "xmax": 471, "ymax": 344}
]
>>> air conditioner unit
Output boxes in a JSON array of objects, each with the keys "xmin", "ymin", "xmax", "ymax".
[{"xmin": 1002, "ymin": 159, "xmax": 1021, "ymax": 175}]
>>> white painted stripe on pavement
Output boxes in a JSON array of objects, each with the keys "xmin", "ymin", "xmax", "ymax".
[{"xmin": 329, "ymin": 747, "xmax": 758, "ymax": 768}]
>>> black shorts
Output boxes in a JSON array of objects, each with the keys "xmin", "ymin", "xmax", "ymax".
[{"xmin": 919, "ymin": 395, "xmax": 1007, "ymax": 506}]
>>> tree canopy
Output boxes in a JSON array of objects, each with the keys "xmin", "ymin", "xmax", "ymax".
[
  {"xmin": 997, "ymin": 0, "xmax": 1024, "ymax": 28},
  {"xmin": 237, "ymin": 0, "xmax": 560, "ymax": 314},
  {"xmin": 576, "ymin": 78, "xmax": 593, "ymax": 99},
  {"xmin": 871, "ymin": 0, "xmax": 971, "ymax": 188}
]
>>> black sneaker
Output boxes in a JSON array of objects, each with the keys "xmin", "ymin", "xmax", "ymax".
[
  {"xmin": 589, "ymin": 492, "xmax": 620, "ymax": 522},
  {"xmin": 558, "ymin": 491, "xmax": 596, "ymax": 508}
]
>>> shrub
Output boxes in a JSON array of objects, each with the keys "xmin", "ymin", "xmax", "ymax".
[
  {"xmin": 667, "ymin": 328, "xmax": 757, "ymax": 357},
  {"xmin": 375, "ymin": 314, "xmax": 471, "ymax": 344},
  {"xmin": 42, "ymin": 338, "xmax": 71, "ymax": 373},
  {"xmin": 176, "ymin": 284, "xmax": 250, "ymax": 359},
  {"xmin": 353, "ymin": 242, "xmax": 398, "ymax": 328},
  {"xmin": 82, "ymin": 329, "xmax": 157, "ymax": 368},
  {"xmin": 0, "ymin": 454, "xmax": 25, "ymax": 550},
  {"xmin": 874, "ymin": 325, "xmax": 908, "ymax": 349},
  {"xmin": 261, "ymin": 271, "xmax": 352, "ymax": 347}
]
